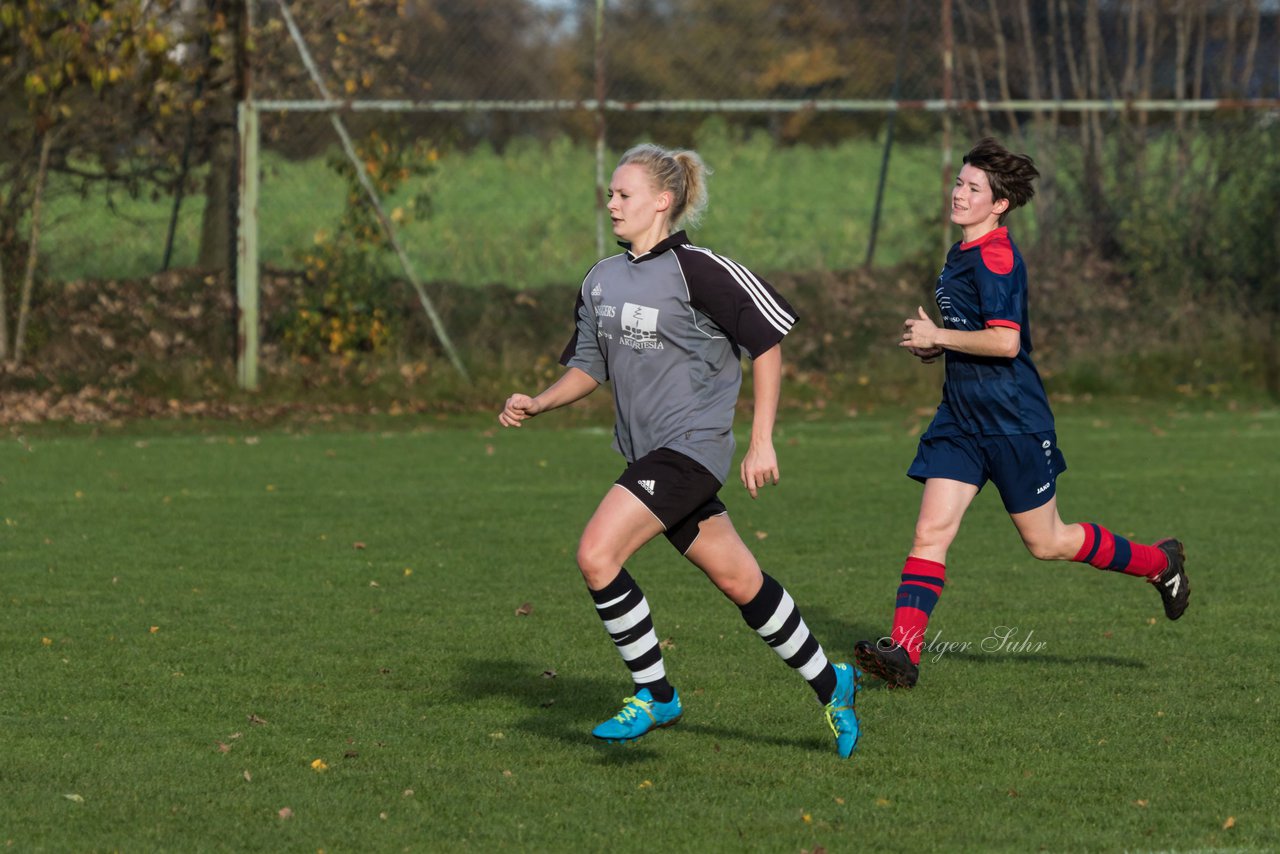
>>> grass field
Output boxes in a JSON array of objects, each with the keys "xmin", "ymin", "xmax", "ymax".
[
  {"xmin": 2, "ymin": 403, "xmax": 1277, "ymax": 851},
  {"xmin": 37, "ymin": 132, "xmax": 941, "ymax": 288}
]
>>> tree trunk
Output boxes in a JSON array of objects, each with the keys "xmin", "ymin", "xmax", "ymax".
[
  {"xmin": 12, "ymin": 129, "xmax": 54, "ymax": 365},
  {"xmin": 197, "ymin": 0, "xmax": 242, "ymax": 272},
  {"xmin": 0, "ymin": 241, "xmax": 8, "ymax": 361},
  {"xmin": 198, "ymin": 125, "xmax": 237, "ymax": 271}
]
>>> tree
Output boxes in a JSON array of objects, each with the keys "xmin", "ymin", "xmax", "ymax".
[{"xmin": 0, "ymin": 0, "xmax": 201, "ymax": 362}]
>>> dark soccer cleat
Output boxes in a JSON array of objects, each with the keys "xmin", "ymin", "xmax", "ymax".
[
  {"xmin": 1152, "ymin": 538, "xmax": 1190, "ymax": 620},
  {"xmin": 853, "ymin": 639, "xmax": 919, "ymax": 689}
]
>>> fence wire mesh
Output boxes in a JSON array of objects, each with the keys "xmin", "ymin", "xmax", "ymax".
[{"xmin": 219, "ymin": 0, "xmax": 1280, "ymax": 384}]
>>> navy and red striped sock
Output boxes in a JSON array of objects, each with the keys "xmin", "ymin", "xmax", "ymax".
[
  {"xmin": 889, "ymin": 556, "xmax": 946, "ymax": 666},
  {"xmin": 1073, "ymin": 524, "xmax": 1168, "ymax": 579}
]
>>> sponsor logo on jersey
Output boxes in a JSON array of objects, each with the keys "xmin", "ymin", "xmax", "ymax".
[
  {"xmin": 620, "ymin": 302, "xmax": 664, "ymax": 350},
  {"xmin": 637, "ymin": 479, "xmax": 656, "ymax": 495},
  {"xmin": 1036, "ymin": 481, "xmax": 1052, "ymax": 494},
  {"xmin": 591, "ymin": 282, "xmax": 603, "ymax": 297},
  {"xmin": 595, "ymin": 304, "xmax": 616, "ymax": 318}
]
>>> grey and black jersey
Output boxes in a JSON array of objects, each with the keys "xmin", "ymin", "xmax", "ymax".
[{"xmin": 559, "ymin": 231, "xmax": 798, "ymax": 484}]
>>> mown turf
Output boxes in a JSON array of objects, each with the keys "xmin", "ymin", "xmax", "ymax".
[{"xmin": 1, "ymin": 404, "xmax": 1276, "ymax": 851}]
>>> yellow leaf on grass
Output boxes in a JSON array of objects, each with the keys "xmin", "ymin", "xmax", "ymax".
[
  {"xmin": 1223, "ymin": 816, "xmax": 1236, "ymax": 829},
  {"xmin": 310, "ymin": 758, "xmax": 328, "ymax": 772}
]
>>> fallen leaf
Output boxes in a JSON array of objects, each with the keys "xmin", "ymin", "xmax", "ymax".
[
  {"xmin": 515, "ymin": 602, "xmax": 533, "ymax": 616},
  {"xmin": 755, "ymin": 530, "xmax": 768, "ymax": 540},
  {"xmin": 875, "ymin": 798, "xmax": 891, "ymax": 807},
  {"xmin": 277, "ymin": 807, "xmax": 293, "ymax": 820},
  {"xmin": 502, "ymin": 770, "xmax": 513, "ymax": 778},
  {"xmin": 64, "ymin": 794, "xmax": 84, "ymax": 803},
  {"xmin": 1223, "ymin": 816, "xmax": 1236, "ymax": 829},
  {"xmin": 659, "ymin": 637, "xmax": 676, "ymax": 650},
  {"xmin": 216, "ymin": 742, "xmax": 232, "ymax": 754},
  {"xmin": 379, "ymin": 812, "xmax": 388, "ymax": 820},
  {"xmin": 638, "ymin": 780, "xmax": 653, "ymax": 789},
  {"xmin": 344, "ymin": 750, "xmax": 359, "ymax": 759},
  {"xmin": 248, "ymin": 714, "xmax": 268, "ymax": 726},
  {"xmin": 802, "ymin": 813, "xmax": 812, "ymax": 824},
  {"xmin": 540, "ymin": 669, "xmax": 557, "ymax": 679},
  {"xmin": 353, "ymin": 542, "xmax": 366, "ymax": 550},
  {"xmin": 243, "ymin": 770, "xmax": 252, "ymax": 782},
  {"xmin": 1134, "ymin": 799, "xmax": 1149, "ymax": 808},
  {"xmin": 540, "ymin": 699, "xmax": 556, "ymax": 708},
  {"xmin": 1007, "ymin": 789, "xmax": 1019, "ymax": 798},
  {"xmin": 403, "ymin": 789, "xmax": 414, "ymax": 797},
  {"xmin": 149, "ymin": 626, "xmax": 159, "ymax": 634},
  {"xmin": 310, "ymin": 758, "xmax": 328, "ymax": 772}
]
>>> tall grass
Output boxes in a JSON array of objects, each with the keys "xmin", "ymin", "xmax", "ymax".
[{"xmin": 36, "ymin": 132, "xmax": 941, "ymax": 288}]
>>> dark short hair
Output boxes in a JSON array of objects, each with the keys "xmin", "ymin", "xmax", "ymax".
[{"xmin": 962, "ymin": 138, "xmax": 1040, "ymax": 221}]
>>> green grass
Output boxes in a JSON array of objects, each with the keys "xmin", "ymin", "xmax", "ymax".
[
  {"xmin": 36, "ymin": 132, "xmax": 941, "ymax": 288},
  {"xmin": 2, "ymin": 404, "xmax": 1277, "ymax": 851}
]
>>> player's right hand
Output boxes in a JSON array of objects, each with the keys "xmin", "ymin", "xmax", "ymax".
[{"xmin": 499, "ymin": 393, "xmax": 539, "ymax": 427}]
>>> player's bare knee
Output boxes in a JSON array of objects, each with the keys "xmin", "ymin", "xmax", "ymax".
[
  {"xmin": 913, "ymin": 523, "xmax": 955, "ymax": 554},
  {"xmin": 576, "ymin": 539, "xmax": 619, "ymax": 587},
  {"xmin": 1023, "ymin": 534, "xmax": 1071, "ymax": 561}
]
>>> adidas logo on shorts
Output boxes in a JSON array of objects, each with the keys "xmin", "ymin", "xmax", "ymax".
[{"xmin": 637, "ymin": 479, "xmax": 656, "ymax": 495}]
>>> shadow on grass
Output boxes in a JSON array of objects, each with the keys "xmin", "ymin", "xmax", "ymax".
[
  {"xmin": 940, "ymin": 650, "xmax": 1147, "ymax": 669},
  {"xmin": 453, "ymin": 656, "xmax": 840, "ymax": 760}
]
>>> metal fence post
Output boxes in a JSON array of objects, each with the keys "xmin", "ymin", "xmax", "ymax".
[{"xmin": 236, "ymin": 100, "xmax": 260, "ymax": 391}]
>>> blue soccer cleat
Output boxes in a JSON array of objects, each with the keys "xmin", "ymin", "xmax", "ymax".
[
  {"xmin": 591, "ymin": 688, "xmax": 683, "ymax": 743},
  {"xmin": 825, "ymin": 663, "xmax": 861, "ymax": 758}
]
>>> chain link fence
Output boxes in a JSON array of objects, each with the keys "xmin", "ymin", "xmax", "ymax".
[
  {"xmin": 243, "ymin": 0, "xmax": 1279, "ymax": 267},
  {"xmin": 228, "ymin": 0, "xmax": 1280, "ymax": 383}
]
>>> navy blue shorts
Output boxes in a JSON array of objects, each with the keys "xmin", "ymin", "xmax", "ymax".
[
  {"xmin": 616, "ymin": 448, "xmax": 727, "ymax": 554},
  {"xmin": 907, "ymin": 431, "xmax": 1067, "ymax": 514}
]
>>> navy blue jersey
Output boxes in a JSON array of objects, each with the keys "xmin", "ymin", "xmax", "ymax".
[{"xmin": 925, "ymin": 227, "xmax": 1055, "ymax": 437}]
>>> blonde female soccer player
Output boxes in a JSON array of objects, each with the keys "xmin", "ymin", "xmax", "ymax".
[{"xmin": 500, "ymin": 143, "xmax": 860, "ymax": 757}]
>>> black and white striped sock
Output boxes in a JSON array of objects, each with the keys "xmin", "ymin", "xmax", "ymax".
[
  {"xmin": 739, "ymin": 573, "xmax": 837, "ymax": 703},
  {"xmin": 589, "ymin": 568, "xmax": 674, "ymax": 703}
]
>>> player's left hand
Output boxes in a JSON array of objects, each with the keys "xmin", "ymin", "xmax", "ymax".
[
  {"xmin": 907, "ymin": 345, "xmax": 943, "ymax": 363},
  {"xmin": 740, "ymin": 441, "xmax": 779, "ymax": 499},
  {"xmin": 901, "ymin": 306, "xmax": 941, "ymax": 351}
]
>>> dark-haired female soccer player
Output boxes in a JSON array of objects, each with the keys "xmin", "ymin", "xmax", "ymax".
[
  {"xmin": 499, "ymin": 143, "xmax": 860, "ymax": 756},
  {"xmin": 854, "ymin": 137, "xmax": 1190, "ymax": 689}
]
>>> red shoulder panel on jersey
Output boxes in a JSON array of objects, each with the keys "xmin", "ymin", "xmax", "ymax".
[
  {"xmin": 978, "ymin": 233, "xmax": 1014, "ymax": 275},
  {"xmin": 961, "ymin": 227, "xmax": 1015, "ymax": 276}
]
